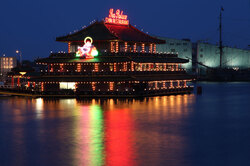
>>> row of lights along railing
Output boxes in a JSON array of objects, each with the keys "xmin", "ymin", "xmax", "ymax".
[
  {"xmin": 47, "ymin": 64, "xmax": 182, "ymax": 73},
  {"xmin": 110, "ymin": 42, "xmax": 157, "ymax": 53},
  {"xmin": 39, "ymin": 82, "xmax": 189, "ymax": 92}
]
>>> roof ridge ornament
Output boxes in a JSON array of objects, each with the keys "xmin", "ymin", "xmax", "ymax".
[{"xmin": 105, "ymin": 8, "xmax": 129, "ymax": 25}]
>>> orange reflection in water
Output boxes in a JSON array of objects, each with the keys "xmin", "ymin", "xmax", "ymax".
[
  {"xmin": 28, "ymin": 95, "xmax": 195, "ymax": 166},
  {"xmin": 71, "ymin": 99, "xmax": 137, "ymax": 166}
]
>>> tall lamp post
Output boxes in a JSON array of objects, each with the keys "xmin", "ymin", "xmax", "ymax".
[{"xmin": 16, "ymin": 50, "xmax": 22, "ymax": 66}]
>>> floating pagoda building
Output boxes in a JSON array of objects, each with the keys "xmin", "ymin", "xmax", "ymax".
[{"xmin": 3, "ymin": 9, "xmax": 193, "ymax": 97}]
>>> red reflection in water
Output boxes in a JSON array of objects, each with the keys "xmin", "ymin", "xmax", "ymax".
[{"xmin": 104, "ymin": 109, "xmax": 136, "ymax": 166}]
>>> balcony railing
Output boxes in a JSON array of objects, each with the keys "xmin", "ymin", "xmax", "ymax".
[
  {"xmin": 49, "ymin": 51, "xmax": 179, "ymax": 58},
  {"xmin": 41, "ymin": 70, "xmax": 187, "ymax": 76}
]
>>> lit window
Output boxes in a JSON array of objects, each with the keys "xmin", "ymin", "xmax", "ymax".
[{"xmin": 60, "ymin": 82, "xmax": 76, "ymax": 90}]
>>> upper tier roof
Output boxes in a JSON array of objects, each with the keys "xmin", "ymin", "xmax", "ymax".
[{"xmin": 56, "ymin": 21, "xmax": 165, "ymax": 44}]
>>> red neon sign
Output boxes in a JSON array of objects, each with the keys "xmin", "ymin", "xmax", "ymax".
[{"xmin": 105, "ymin": 9, "xmax": 129, "ymax": 25}]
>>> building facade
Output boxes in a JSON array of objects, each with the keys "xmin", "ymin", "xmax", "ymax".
[
  {"xmin": 194, "ymin": 42, "xmax": 250, "ymax": 76},
  {"xmin": 157, "ymin": 37, "xmax": 250, "ymax": 76},
  {"xmin": 27, "ymin": 9, "xmax": 193, "ymax": 97},
  {"xmin": 156, "ymin": 37, "xmax": 193, "ymax": 73},
  {"xmin": 0, "ymin": 56, "xmax": 17, "ymax": 81}
]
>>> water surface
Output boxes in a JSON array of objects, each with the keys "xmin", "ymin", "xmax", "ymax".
[{"xmin": 0, "ymin": 82, "xmax": 250, "ymax": 166}]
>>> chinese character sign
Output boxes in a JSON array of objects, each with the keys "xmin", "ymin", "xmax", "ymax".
[{"xmin": 105, "ymin": 9, "xmax": 129, "ymax": 25}]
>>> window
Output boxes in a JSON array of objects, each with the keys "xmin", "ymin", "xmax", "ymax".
[
  {"xmin": 176, "ymin": 43, "xmax": 181, "ymax": 45},
  {"xmin": 60, "ymin": 82, "xmax": 76, "ymax": 90},
  {"xmin": 171, "ymin": 49, "xmax": 176, "ymax": 52},
  {"xmin": 183, "ymin": 43, "xmax": 187, "ymax": 45},
  {"xmin": 184, "ymin": 49, "xmax": 187, "ymax": 52},
  {"xmin": 200, "ymin": 48, "xmax": 203, "ymax": 52},
  {"xmin": 170, "ymin": 43, "xmax": 174, "ymax": 45},
  {"xmin": 200, "ymin": 54, "xmax": 203, "ymax": 58}
]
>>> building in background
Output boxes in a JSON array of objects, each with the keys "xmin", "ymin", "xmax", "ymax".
[
  {"xmin": 156, "ymin": 37, "xmax": 193, "ymax": 73},
  {"xmin": 156, "ymin": 37, "xmax": 250, "ymax": 77},
  {"xmin": 193, "ymin": 42, "xmax": 250, "ymax": 76},
  {"xmin": 0, "ymin": 56, "xmax": 17, "ymax": 81}
]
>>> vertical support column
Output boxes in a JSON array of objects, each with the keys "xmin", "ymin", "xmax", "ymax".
[
  {"xmin": 41, "ymin": 82, "xmax": 44, "ymax": 92},
  {"xmin": 170, "ymin": 81, "xmax": 173, "ymax": 88},
  {"xmin": 131, "ymin": 62, "xmax": 134, "ymax": 71},
  {"xmin": 125, "ymin": 42, "xmax": 128, "ymax": 52},
  {"xmin": 109, "ymin": 82, "xmax": 114, "ymax": 91},
  {"xmin": 115, "ymin": 42, "xmax": 119, "ymax": 53},
  {"xmin": 176, "ymin": 64, "xmax": 179, "ymax": 71},
  {"xmin": 164, "ymin": 63, "xmax": 166, "ymax": 71},
  {"xmin": 163, "ymin": 81, "xmax": 166, "ymax": 89},
  {"xmin": 111, "ymin": 42, "xmax": 114, "ymax": 52},
  {"xmin": 133, "ymin": 43, "xmax": 137, "ymax": 52},
  {"xmin": 94, "ymin": 63, "xmax": 99, "ymax": 72},
  {"xmin": 27, "ymin": 81, "xmax": 30, "ymax": 88},
  {"xmin": 153, "ymin": 44, "xmax": 156, "ymax": 53},
  {"xmin": 60, "ymin": 64, "xmax": 64, "ymax": 72},
  {"xmin": 123, "ymin": 62, "xmax": 127, "ymax": 71},
  {"xmin": 77, "ymin": 63, "xmax": 81, "ymax": 72},
  {"xmin": 50, "ymin": 64, "xmax": 54, "ymax": 72},
  {"xmin": 149, "ymin": 43, "xmax": 153, "ymax": 53},
  {"xmin": 184, "ymin": 80, "xmax": 187, "ymax": 87},
  {"xmin": 142, "ymin": 43, "xmax": 145, "ymax": 53},
  {"xmin": 177, "ymin": 80, "xmax": 180, "ymax": 88},
  {"xmin": 92, "ymin": 82, "xmax": 96, "ymax": 91},
  {"xmin": 68, "ymin": 42, "xmax": 71, "ymax": 53},
  {"xmin": 114, "ymin": 63, "xmax": 117, "ymax": 72}
]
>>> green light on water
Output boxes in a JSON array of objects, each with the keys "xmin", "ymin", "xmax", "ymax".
[{"xmin": 89, "ymin": 105, "xmax": 104, "ymax": 166}]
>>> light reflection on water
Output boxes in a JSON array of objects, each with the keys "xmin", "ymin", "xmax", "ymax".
[
  {"xmin": 2, "ymin": 83, "xmax": 250, "ymax": 166},
  {"xmin": 0, "ymin": 94, "xmax": 195, "ymax": 166}
]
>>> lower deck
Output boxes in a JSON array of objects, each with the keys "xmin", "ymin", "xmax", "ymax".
[{"xmin": 0, "ymin": 86, "xmax": 193, "ymax": 98}]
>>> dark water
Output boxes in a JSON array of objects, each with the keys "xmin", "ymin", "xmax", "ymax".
[{"xmin": 1, "ymin": 82, "xmax": 250, "ymax": 166}]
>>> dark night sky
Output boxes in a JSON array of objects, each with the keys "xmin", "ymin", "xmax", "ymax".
[{"xmin": 0, "ymin": 0, "xmax": 250, "ymax": 60}]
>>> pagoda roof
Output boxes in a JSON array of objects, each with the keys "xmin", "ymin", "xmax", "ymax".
[{"xmin": 56, "ymin": 21, "xmax": 165, "ymax": 44}]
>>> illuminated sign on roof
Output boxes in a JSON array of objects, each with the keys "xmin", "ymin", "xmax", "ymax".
[
  {"xmin": 76, "ymin": 37, "xmax": 98, "ymax": 59},
  {"xmin": 105, "ymin": 9, "xmax": 129, "ymax": 25}
]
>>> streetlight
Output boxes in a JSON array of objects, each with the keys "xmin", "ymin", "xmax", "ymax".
[{"xmin": 16, "ymin": 50, "xmax": 22, "ymax": 66}]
